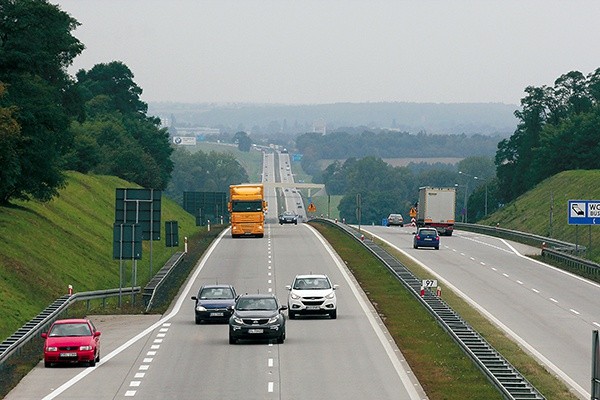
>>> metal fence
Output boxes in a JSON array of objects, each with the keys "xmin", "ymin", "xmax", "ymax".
[{"xmin": 0, "ymin": 287, "xmax": 140, "ymax": 368}]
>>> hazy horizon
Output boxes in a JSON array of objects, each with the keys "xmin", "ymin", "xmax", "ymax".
[{"xmin": 52, "ymin": 1, "xmax": 600, "ymax": 106}]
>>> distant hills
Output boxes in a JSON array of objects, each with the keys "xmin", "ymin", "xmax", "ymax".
[{"xmin": 148, "ymin": 101, "xmax": 518, "ymax": 137}]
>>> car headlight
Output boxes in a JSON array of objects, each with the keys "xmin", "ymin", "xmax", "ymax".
[
  {"xmin": 290, "ymin": 292, "xmax": 300, "ymax": 300},
  {"xmin": 196, "ymin": 305, "xmax": 207, "ymax": 312},
  {"xmin": 325, "ymin": 292, "xmax": 336, "ymax": 300},
  {"xmin": 80, "ymin": 345, "xmax": 92, "ymax": 351},
  {"xmin": 46, "ymin": 346, "xmax": 57, "ymax": 352},
  {"xmin": 232, "ymin": 316, "xmax": 244, "ymax": 324},
  {"xmin": 267, "ymin": 316, "xmax": 280, "ymax": 324}
]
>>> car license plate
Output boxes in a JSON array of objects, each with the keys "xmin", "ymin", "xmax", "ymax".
[
  {"xmin": 424, "ymin": 238, "xmax": 432, "ymax": 241},
  {"xmin": 60, "ymin": 352, "xmax": 77, "ymax": 358},
  {"xmin": 248, "ymin": 329, "xmax": 263, "ymax": 334},
  {"xmin": 210, "ymin": 312, "xmax": 223, "ymax": 317},
  {"xmin": 306, "ymin": 306, "xmax": 320, "ymax": 310}
]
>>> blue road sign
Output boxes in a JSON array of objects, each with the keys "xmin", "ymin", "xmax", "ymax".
[{"xmin": 568, "ymin": 200, "xmax": 600, "ymax": 225}]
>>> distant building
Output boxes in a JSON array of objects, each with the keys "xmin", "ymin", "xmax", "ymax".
[{"xmin": 313, "ymin": 118, "xmax": 326, "ymax": 134}]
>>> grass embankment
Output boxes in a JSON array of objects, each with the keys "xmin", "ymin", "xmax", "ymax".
[
  {"xmin": 311, "ymin": 221, "xmax": 579, "ymax": 400},
  {"xmin": 480, "ymin": 170, "xmax": 600, "ymax": 263},
  {"xmin": 0, "ymin": 172, "xmax": 201, "ymax": 342}
]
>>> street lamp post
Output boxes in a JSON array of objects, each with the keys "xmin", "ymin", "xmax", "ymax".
[
  {"xmin": 458, "ymin": 171, "xmax": 490, "ymax": 221},
  {"xmin": 454, "ymin": 183, "xmax": 468, "ymax": 222}
]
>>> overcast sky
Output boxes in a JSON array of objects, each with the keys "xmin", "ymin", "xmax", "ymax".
[{"xmin": 52, "ymin": 0, "xmax": 600, "ymax": 106}]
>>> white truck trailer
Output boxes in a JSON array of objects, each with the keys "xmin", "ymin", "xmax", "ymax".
[{"xmin": 416, "ymin": 187, "xmax": 456, "ymax": 236}]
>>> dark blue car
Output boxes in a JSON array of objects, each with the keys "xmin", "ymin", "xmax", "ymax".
[
  {"xmin": 191, "ymin": 284, "xmax": 237, "ymax": 324},
  {"xmin": 413, "ymin": 228, "xmax": 440, "ymax": 250}
]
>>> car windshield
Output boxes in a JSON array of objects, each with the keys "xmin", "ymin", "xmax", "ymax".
[
  {"xmin": 199, "ymin": 287, "xmax": 233, "ymax": 299},
  {"xmin": 236, "ymin": 298, "xmax": 277, "ymax": 311},
  {"xmin": 49, "ymin": 323, "xmax": 91, "ymax": 337},
  {"xmin": 293, "ymin": 278, "xmax": 331, "ymax": 290},
  {"xmin": 420, "ymin": 229, "xmax": 437, "ymax": 236},
  {"xmin": 231, "ymin": 200, "xmax": 263, "ymax": 212}
]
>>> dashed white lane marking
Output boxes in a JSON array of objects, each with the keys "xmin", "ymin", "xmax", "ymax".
[
  {"xmin": 532, "ymin": 288, "xmax": 540, "ymax": 293},
  {"xmin": 550, "ymin": 298, "xmax": 558, "ymax": 303},
  {"xmin": 594, "ymin": 322, "xmax": 600, "ymax": 328},
  {"xmin": 268, "ymin": 358, "xmax": 273, "ymax": 367},
  {"xmin": 570, "ymin": 309, "xmax": 580, "ymax": 315},
  {"xmin": 268, "ymin": 382, "xmax": 274, "ymax": 392},
  {"xmin": 502, "ymin": 273, "xmax": 509, "ymax": 278},
  {"xmin": 129, "ymin": 381, "xmax": 141, "ymax": 387},
  {"xmin": 516, "ymin": 280, "xmax": 523, "ymax": 285},
  {"xmin": 139, "ymin": 365, "xmax": 149, "ymax": 371},
  {"xmin": 143, "ymin": 358, "xmax": 153, "ymax": 363},
  {"xmin": 125, "ymin": 391, "xmax": 136, "ymax": 397},
  {"xmin": 134, "ymin": 373, "xmax": 145, "ymax": 378}
]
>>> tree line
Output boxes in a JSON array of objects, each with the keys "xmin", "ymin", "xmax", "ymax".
[
  {"xmin": 0, "ymin": 0, "xmax": 246, "ymax": 206},
  {"xmin": 495, "ymin": 68, "xmax": 600, "ymax": 203}
]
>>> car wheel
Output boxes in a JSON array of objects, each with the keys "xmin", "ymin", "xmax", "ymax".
[
  {"xmin": 435, "ymin": 246, "xmax": 439, "ymax": 250},
  {"xmin": 229, "ymin": 334, "xmax": 237, "ymax": 344},
  {"xmin": 288, "ymin": 310, "xmax": 296, "ymax": 319},
  {"xmin": 413, "ymin": 244, "xmax": 418, "ymax": 249},
  {"xmin": 44, "ymin": 361, "xmax": 52, "ymax": 368},
  {"xmin": 400, "ymin": 224, "xmax": 404, "ymax": 227},
  {"xmin": 89, "ymin": 358, "xmax": 96, "ymax": 367},
  {"xmin": 96, "ymin": 351, "xmax": 100, "ymax": 363},
  {"xmin": 277, "ymin": 331, "xmax": 285, "ymax": 344},
  {"xmin": 257, "ymin": 234, "xmax": 264, "ymax": 238},
  {"xmin": 329, "ymin": 309, "xmax": 337, "ymax": 319},
  {"xmin": 195, "ymin": 317, "xmax": 202, "ymax": 324}
]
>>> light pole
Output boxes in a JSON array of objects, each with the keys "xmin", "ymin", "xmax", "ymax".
[
  {"xmin": 454, "ymin": 183, "xmax": 468, "ymax": 222},
  {"xmin": 458, "ymin": 171, "xmax": 489, "ymax": 220}
]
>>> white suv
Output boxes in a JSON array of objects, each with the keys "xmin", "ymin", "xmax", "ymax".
[{"xmin": 285, "ymin": 274, "xmax": 338, "ymax": 319}]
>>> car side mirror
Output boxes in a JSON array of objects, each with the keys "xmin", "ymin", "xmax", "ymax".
[
  {"xmin": 41, "ymin": 332, "xmax": 48, "ymax": 339},
  {"xmin": 94, "ymin": 331, "xmax": 101, "ymax": 337},
  {"xmin": 333, "ymin": 284, "xmax": 339, "ymax": 290},
  {"xmin": 280, "ymin": 305, "xmax": 288, "ymax": 311},
  {"xmin": 285, "ymin": 285, "xmax": 291, "ymax": 290},
  {"xmin": 191, "ymin": 296, "xmax": 197, "ymax": 300},
  {"xmin": 413, "ymin": 232, "xmax": 417, "ymax": 235}
]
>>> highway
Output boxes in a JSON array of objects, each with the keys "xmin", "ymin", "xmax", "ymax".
[
  {"xmin": 6, "ymin": 152, "xmax": 426, "ymax": 400},
  {"xmin": 360, "ymin": 224, "xmax": 599, "ymax": 400}
]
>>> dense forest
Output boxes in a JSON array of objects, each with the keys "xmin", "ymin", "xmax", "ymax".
[{"xmin": 0, "ymin": 0, "xmax": 243, "ymax": 206}]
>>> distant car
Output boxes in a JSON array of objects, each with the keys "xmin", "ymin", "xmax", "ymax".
[
  {"xmin": 279, "ymin": 211, "xmax": 298, "ymax": 225},
  {"xmin": 387, "ymin": 213, "xmax": 404, "ymax": 227},
  {"xmin": 41, "ymin": 318, "xmax": 101, "ymax": 367},
  {"xmin": 228, "ymin": 294, "xmax": 287, "ymax": 344},
  {"xmin": 191, "ymin": 284, "xmax": 237, "ymax": 324},
  {"xmin": 286, "ymin": 274, "xmax": 338, "ymax": 319},
  {"xmin": 413, "ymin": 227, "xmax": 440, "ymax": 250}
]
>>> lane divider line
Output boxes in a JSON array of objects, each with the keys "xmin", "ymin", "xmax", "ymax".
[{"xmin": 40, "ymin": 229, "xmax": 229, "ymax": 400}]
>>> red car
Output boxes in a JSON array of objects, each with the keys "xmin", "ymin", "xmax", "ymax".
[{"xmin": 41, "ymin": 318, "xmax": 101, "ymax": 367}]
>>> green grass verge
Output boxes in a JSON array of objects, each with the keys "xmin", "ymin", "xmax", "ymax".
[
  {"xmin": 0, "ymin": 172, "xmax": 202, "ymax": 342},
  {"xmin": 310, "ymin": 221, "xmax": 580, "ymax": 400}
]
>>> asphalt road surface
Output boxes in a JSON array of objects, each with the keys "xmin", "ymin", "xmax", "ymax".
[{"xmin": 361, "ymin": 224, "xmax": 599, "ymax": 400}]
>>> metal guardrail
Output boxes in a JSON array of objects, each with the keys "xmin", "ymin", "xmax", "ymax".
[
  {"xmin": 143, "ymin": 251, "xmax": 185, "ymax": 312},
  {"xmin": 0, "ymin": 287, "xmax": 140, "ymax": 367},
  {"xmin": 315, "ymin": 218, "xmax": 545, "ymax": 400}
]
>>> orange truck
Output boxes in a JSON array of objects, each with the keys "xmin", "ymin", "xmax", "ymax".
[{"xmin": 228, "ymin": 184, "xmax": 268, "ymax": 238}]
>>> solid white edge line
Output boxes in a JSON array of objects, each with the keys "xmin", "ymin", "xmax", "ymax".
[
  {"xmin": 305, "ymin": 224, "xmax": 423, "ymax": 400},
  {"xmin": 40, "ymin": 228, "xmax": 230, "ymax": 400},
  {"xmin": 362, "ymin": 228, "xmax": 589, "ymax": 399}
]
